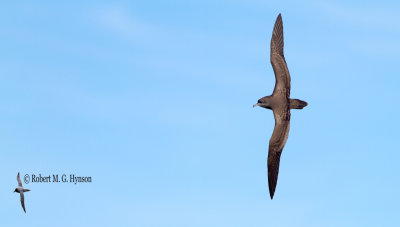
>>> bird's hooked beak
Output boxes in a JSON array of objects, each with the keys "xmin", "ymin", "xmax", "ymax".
[{"xmin": 253, "ymin": 103, "xmax": 260, "ymax": 108}]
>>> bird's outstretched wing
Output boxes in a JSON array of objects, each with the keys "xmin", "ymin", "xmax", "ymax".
[
  {"xmin": 20, "ymin": 192, "xmax": 26, "ymax": 213},
  {"xmin": 17, "ymin": 172, "xmax": 22, "ymax": 187},
  {"xmin": 268, "ymin": 107, "xmax": 290, "ymax": 199},
  {"xmin": 270, "ymin": 14, "xmax": 291, "ymax": 97}
]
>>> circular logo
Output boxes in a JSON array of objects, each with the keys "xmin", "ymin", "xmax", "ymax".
[{"xmin": 24, "ymin": 174, "xmax": 30, "ymax": 184}]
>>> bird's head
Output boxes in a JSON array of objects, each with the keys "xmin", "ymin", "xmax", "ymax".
[
  {"xmin": 253, "ymin": 96, "xmax": 272, "ymax": 109},
  {"xmin": 13, "ymin": 188, "xmax": 18, "ymax": 193}
]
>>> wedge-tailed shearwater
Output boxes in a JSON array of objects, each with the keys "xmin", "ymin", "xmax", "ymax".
[
  {"xmin": 14, "ymin": 172, "xmax": 30, "ymax": 213},
  {"xmin": 253, "ymin": 14, "xmax": 307, "ymax": 199}
]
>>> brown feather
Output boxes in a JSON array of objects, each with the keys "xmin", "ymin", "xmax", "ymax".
[
  {"xmin": 268, "ymin": 108, "xmax": 290, "ymax": 199},
  {"xmin": 270, "ymin": 14, "xmax": 291, "ymax": 97}
]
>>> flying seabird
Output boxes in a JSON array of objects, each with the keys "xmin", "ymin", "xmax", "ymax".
[
  {"xmin": 253, "ymin": 14, "xmax": 307, "ymax": 199},
  {"xmin": 14, "ymin": 172, "xmax": 30, "ymax": 213}
]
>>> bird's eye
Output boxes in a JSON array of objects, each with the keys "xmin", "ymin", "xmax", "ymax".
[{"xmin": 258, "ymin": 100, "xmax": 262, "ymax": 103}]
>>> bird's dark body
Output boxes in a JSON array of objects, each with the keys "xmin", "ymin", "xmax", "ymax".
[
  {"xmin": 14, "ymin": 172, "xmax": 30, "ymax": 213},
  {"xmin": 253, "ymin": 14, "xmax": 307, "ymax": 199}
]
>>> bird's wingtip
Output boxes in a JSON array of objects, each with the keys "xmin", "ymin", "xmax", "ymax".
[{"xmin": 269, "ymin": 191, "xmax": 275, "ymax": 200}]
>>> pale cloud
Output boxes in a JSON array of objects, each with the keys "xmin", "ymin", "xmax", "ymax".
[
  {"xmin": 91, "ymin": 5, "xmax": 163, "ymax": 42},
  {"xmin": 313, "ymin": 1, "xmax": 400, "ymax": 31},
  {"xmin": 89, "ymin": 5, "xmax": 265, "ymax": 88},
  {"xmin": 352, "ymin": 38, "xmax": 400, "ymax": 55},
  {"xmin": 97, "ymin": 6, "xmax": 136, "ymax": 34},
  {"xmin": 310, "ymin": 1, "xmax": 400, "ymax": 55}
]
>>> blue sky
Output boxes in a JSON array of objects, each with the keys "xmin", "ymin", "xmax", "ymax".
[{"xmin": 1, "ymin": 0, "xmax": 400, "ymax": 226}]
